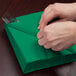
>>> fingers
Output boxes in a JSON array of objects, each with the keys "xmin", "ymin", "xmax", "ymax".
[
  {"xmin": 43, "ymin": 39, "xmax": 61, "ymax": 49},
  {"xmin": 52, "ymin": 43, "xmax": 64, "ymax": 51},
  {"xmin": 37, "ymin": 29, "xmax": 48, "ymax": 45},
  {"xmin": 40, "ymin": 11, "xmax": 58, "ymax": 29},
  {"xmin": 38, "ymin": 5, "xmax": 53, "ymax": 29},
  {"xmin": 37, "ymin": 30, "xmax": 44, "ymax": 39},
  {"xmin": 44, "ymin": 42, "xmax": 56, "ymax": 49},
  {"xmin": 38, "ymin": 37, "xmax": 47, "ymax": 46},
  {"xmin": 37, "ymin": 20, "xmax": 75, "ymax": 51},
  {"xmin": 39, "ymin": 5, "xmax": 53, "ymax": 24},
  {"xmin": 38, "ymin": 4, "xmax": 59, "ymax": 29}
]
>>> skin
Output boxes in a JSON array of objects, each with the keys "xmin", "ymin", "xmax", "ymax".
[{"xmin": 37, "ymin": 3, "xmax": 76, "ymax": 51}]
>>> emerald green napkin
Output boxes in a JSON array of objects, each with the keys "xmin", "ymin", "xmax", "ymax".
[{"xmin": 4, "ymin": 11, "xmax": 76, "ymax": 74}]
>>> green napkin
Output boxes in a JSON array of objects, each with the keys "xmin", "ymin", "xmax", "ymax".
[{"xmin": 4, "ymin": 11, "xmax": 76, "ymax": 74}]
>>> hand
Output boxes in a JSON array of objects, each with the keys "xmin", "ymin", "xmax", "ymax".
[
  {"xmin": 37, "ymin": 21, "xmax": 76, "ymax": 51},
  {"xmin": 38, "ymin": 3, "xmax": 76, "ymax": 29}
]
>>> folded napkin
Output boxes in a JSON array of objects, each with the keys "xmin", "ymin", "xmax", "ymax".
[{"xmin": 4, "ymin": 11, "xmax": 76, "ymax": 74}]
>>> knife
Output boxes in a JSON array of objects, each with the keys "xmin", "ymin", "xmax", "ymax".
[{"xmin": 1, "ymin": 11, "xmax": 19, "ymax": 24}]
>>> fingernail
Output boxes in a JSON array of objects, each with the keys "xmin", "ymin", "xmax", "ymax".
[
  {"xmin": 39, "ymin": 20, "xmax": 41, "ymax": 24},
  {"xmin": 38, "ymin": 26, "xmax": 40, "ymax": 29},
  {"xmin": 38, "ymin": 24, "xmax": 40, "ymax": 29},
  {"xmin": 37, "ymin": 33, "xmax": 40, "ymax": 39},
  {"xmin": 39, "ymin": 18, "xmax": 43, "ymax": 24},
  {"xmin": 37, "ymin": 34, "xmax": 39, "ymax": 38}
]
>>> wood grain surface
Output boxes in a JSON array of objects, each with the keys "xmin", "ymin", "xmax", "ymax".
[{"xmin": 0, "ymin": 0, "xmax": 76, "ymax": 76}]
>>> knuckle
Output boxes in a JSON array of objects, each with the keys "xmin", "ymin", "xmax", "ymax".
[
  {"xmin": 47, "ymin": 36, "xmax": 51, "ymax": 42},
  {"xmin": 38, "ymin": 40, "xmax": 42, "ymax": 45},
  {"xmin": 52, "ymin": 4, "xmax": 60, "ymax": 15},
  {"xmin": 52, "ymin": 41, "xmax": 60, "ymax": 46},
  {"xmin": 38, "ymin": 40, "xmax": 44, "ymax": 46},
  {"xmin": 44, "ymin": 45, "xmax": 49, "ymax": 49},
  {"xmin": 44, "ymin": 26, "xmax": 49, "ymax": 33},
  {"xmin": 44, "ymin": 45, "xmax": 47, "ymax": 48},
  {"xmin": 37, "ymin": 32, "xmax": 41, "ymax": 39},
  {"xmin": 47, "ymin": 36, "xmax": 54, "ymax": 42},
  {"xmin": 52, "ymin": 46, "xmax": 62, "ymax": 51},
  {"xmin": 53, "ymin": 3, "xmax": 59, "ymax": 6},
  {"xmin": 44, "ymin": 8, "xmax": 48, "ymax": 12},
  {"xmin": 56, "ymin": 48, "xmax": 62, "ymax": 51},
  {"xmin": 43, "ymin": 15, "xmax": 48, "ymax": 21},
  {"xmin": 51, "ymin": 42, "xmax": 57, "ymax": 47},
  {"xmin": 42, "ymin": 11, "xmax": 48, "ymax": 20},
  {"xmin": 52, "ymin": 48, "xmax": 59, "ymax": 51},
  {"xmin": 47, "ymin": 4, "xmax": 51, "ymax": 8},
  {"xmin": 44, "ymin": 4, "xmax": 51, "ymax": 13},
  {"xmin": 53, "ymin": 3, "xmax": 60, "ymax": 8}
]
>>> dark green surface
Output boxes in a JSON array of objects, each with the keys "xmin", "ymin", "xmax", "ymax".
[{"xmin": 4, "ymin": 11, "xmax": 76, "ymax": 74}]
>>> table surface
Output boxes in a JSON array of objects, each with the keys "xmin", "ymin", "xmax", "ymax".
[{"xmin": 0, "ymin": 0, "xmax": 76, "ymax": 76}]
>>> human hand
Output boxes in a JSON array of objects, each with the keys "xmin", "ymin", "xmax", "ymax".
[
  {"xmin": 37, "ymin": 21, "xmax": 76, "ymax": 51},
  {"xmin": 38, "ymin": 3, "xmax": 76, "ymax": 29}
]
